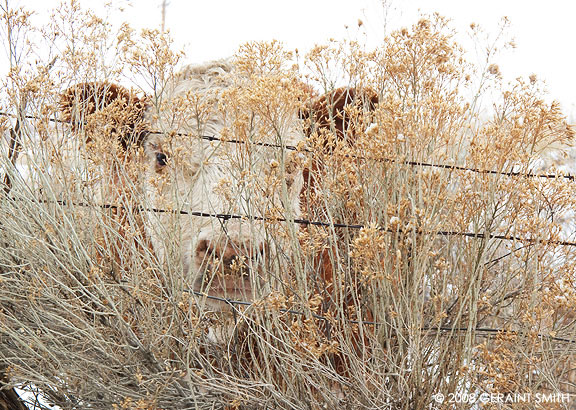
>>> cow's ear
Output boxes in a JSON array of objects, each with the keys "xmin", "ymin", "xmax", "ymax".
[
  {"xmin": 60, "ymin": 82, "xmax": 150, "ymax": 150},
  {"xmin": 303, "ymin": 87, "xmax": 379, "ymax": 141},
  {"xmin": 300, "ymin": 87, "xmax": 340, "ymax": 139}
]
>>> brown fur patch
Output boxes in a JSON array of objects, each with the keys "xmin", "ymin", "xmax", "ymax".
[
  {"xmin": 302, "ymin": 87, "xmax": 379, "ymax": 144},
  {"xmin": 60, "ymin": 82, "xmax": 149, "ymax": 149}
]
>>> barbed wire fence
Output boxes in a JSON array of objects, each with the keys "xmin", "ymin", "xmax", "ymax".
[{"xmin": 2, "ymin": 110, "xmax": 576, "ymax": 345}]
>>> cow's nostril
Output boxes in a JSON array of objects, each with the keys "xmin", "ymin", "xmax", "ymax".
[
  {"xmin": 193, "ymin": 238, "xmax": 264, "ymax": 299},
  {"xmin": 196, "ymin": 239, "xmax": 209, "ymax": 253},
  {"xmin": 195, "ymin": 239, "xmax": 214, "ymax": 261}
]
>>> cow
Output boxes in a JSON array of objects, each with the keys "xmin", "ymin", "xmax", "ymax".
[{"xmin": 59, "ymin": 61, "xmax": 380, "ymax": 387}]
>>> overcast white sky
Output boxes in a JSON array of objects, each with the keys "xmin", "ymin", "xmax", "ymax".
[{"xmin": 11, "ymin": 0, "xmax": 576, "ymax": 120}]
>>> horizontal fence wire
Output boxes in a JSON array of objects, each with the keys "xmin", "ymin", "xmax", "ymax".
[
  {"xmin": 5, "ymin": 196, "xmax": 576, "ymax": 247},
  {"xmin": 155, "ymin": 129, "xmax": 576, "ymax": 180},
  {"xmin": 1, "ymin": 111, "xmax": 575, "ymax": 181},
  {"xmin": 0, "ymin": 111, "xmax": 69, "ymax": 125}
]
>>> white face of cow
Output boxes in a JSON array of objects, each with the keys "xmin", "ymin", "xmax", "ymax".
[{"xmin": 142, "ymin": 60, "xmax": 306, "ymax": 302}]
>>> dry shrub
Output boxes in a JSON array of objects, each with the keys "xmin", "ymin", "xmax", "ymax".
[{"xmin": 0, "ymin": 4, "xmax": 575, "ymax": 410}]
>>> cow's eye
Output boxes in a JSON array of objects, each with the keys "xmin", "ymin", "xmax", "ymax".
[{"xmin": 156, "ymin": 152, "xmax": 168, "ymax": 167}]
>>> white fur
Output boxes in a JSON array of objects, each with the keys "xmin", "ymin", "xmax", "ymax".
[{"xmin": 142, "ymin": 60, "xmax": 305, "ymax": 299}]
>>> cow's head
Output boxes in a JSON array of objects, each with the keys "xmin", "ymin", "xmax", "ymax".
[
  {"xmin": 61, "ymin": 64, "xmax": 381, "ymax": 306},
  {"xmin": 144, "ymin": 61, "xmax": 308, "ymax": 302}
]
